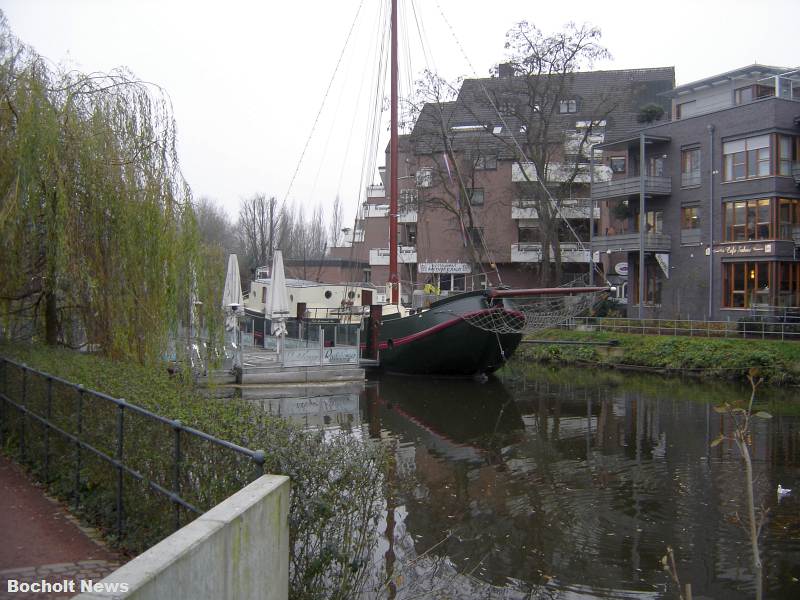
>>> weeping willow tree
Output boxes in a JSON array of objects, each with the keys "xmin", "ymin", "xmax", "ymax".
[{"xmin": 0, "ymin": 13, "xmax": 223, "ymax": 363}]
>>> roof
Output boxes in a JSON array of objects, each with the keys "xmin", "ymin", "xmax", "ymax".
[
  {"xmin": 408, "ymin": 67, "xmax": 675, "ymax": 156},
  {"xmin": 663, "ymin": 64, "xmax": 797, "ymax": 98}
]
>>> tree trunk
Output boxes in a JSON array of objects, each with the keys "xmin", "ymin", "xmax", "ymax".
[{"xmin": 44, "ymin": 290, "xmax": 58, "ymax": 345}]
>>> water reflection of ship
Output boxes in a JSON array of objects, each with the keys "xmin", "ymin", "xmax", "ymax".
[
  {"xmin": 364, "ymin": 376, "xmax": 525, "ymax": 465},
  {"xmin": 240, "ymin": 382, "xmax": 363, "ymax": 429}
]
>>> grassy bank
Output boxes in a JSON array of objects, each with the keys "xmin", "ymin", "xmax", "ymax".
[
  {"xmin": 0, "ymin": 343, "xmax": 384, "ymax": 599},
  {"xmin": 507, "ymin": 329, "xmax": 800, "ymax": 386}
]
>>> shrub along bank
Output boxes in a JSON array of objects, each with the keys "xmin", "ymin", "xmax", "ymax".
[
  {"xmin": 509, "ymin": 329, "xmax": 800, "ymax": 386},
  {"xmin": 0, "ymin": 343, "xmax": 384, "ymax": 600}
]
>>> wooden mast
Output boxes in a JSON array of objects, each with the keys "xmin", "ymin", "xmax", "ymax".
[{"xmin": 388, "ymin": 0, "xmax": 399, "ymax": 305}]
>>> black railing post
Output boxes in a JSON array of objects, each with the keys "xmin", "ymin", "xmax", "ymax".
[
  {"xmin": 74, "ymin": 385, "xmax": 84, "ymax": 504},
  {"xmin": 0, "ymin": 359, "xmax": 6, "ymax": 447},
  {"xmin": 20, "ymin": 365, "xmax": 27, "ymax": 463},
  {"xmin": 173, "ymin": 419, "xmax": 182, "ymax": 531},
  {"xmin": 116, "ymin": 400, "xmax": 125, "ymax": 541},
  {"xmin": 253, "ymin": 449, "xmax": 265, "ymax": 478},
  {"xmin": 44, "ymin": 377, "xmax": 53, "ymax": 483}
]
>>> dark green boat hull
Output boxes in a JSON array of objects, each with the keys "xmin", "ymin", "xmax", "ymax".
[{"xmin": 376, "ymin": 291, "xmax": 522, "ymax": 376}]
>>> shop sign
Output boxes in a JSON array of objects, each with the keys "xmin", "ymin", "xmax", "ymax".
[
  {"xmin": 614, "ymin": 262, "xmax": 629, "ymax": 276},
  {"xmin": 713, "ymin": 243, "xmax": 773, "ymax": 256},
  {"xmin": 419, "ymin": 262, "xmax": 471, "ymax": 274}
]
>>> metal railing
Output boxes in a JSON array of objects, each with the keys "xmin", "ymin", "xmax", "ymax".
[
  {"xmin": 560, "ymin": 316, "xmax": 800, "ymax": 340},
  {"xmin": 0, "ymin": 357, "xmax": 265, "ymax": 541}
]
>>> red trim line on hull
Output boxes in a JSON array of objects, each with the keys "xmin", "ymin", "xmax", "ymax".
[{"xmin": 377, "ymin": 308, "xmax": 522, "ymax": 350}]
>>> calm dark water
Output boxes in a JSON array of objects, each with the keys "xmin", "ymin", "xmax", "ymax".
[{"xmin": 248, "ymin": 368, "xmax": 800, "ymax": 599}]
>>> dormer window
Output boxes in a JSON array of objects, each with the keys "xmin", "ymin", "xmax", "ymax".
[{"xmin": 559, "ymin": 99, "xmax": 577, "ymax": 113}]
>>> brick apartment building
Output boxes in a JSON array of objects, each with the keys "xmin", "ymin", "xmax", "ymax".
[
  {"xmin": 330, "ymin": 66, "xmax": 674, "ymax": 304},
  {"xmin": 591, "ymin": 64, "xmax": 800, "ymax": 320}
]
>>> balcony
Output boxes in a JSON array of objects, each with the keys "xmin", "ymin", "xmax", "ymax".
[
  {"xmin": 369, "ymin": 246, "xmax": 417, "ymax": 266},
  {"xmin": 592, "ymin": 176, "xmax": 672, "ymax": 201},
  {"xmin": 793, "ymin": 162, "xmax": 800, "ymax": 186},
  {"xmin": 511, "ymin": 242, "xmax": 591, "ymax": 263},
  {"xmin": 398, "ymin": 208, "xmax": 417, "ymax": 223},
  {"xmin": 363, "ymin": 204, "xmax": 389, "ymax": 218},
  {"xmin": 511, "ymin": 199, "xmax": 598, "ymax": 220},
  {"xmin": 592, "ymin": 233, "xmax": 672, "ymax": 253},
  {"xmin": 512, "ymin": 162, "xmax": 613, "ymax": 184},
  {"xmin": 367, "ymin": 185, "xmax": 385, "ymax": 199}
]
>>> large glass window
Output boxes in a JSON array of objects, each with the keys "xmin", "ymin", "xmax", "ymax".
[
  {"xmin": 723, "ymin": 262, "xmax": 800, "ymax": 308},
  {"xmin": 778, "ymin": 198, "xmax": 800, "ymax": 239},
  {"xmin": 723, "ymin": 262, "xmax": 770, "ymax": 308},
  {"xmin": 723, "ymin": 198, "xmax": 772, "ymax": 241},
  {"xmin": 723, "ymin": 135, "xmax": 770, "ymax": 181},
  {"xmin": 723, "ymin": 134, "xmax": 798, "ymax": 181},
  {"xmin": 681, "ymin": 147, "xmax": 701, "ymax": 187}
]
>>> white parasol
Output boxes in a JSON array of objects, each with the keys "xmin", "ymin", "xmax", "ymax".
[{"xmin": 265, "ymin": 250, "xmax": 291, "ymax": 338}]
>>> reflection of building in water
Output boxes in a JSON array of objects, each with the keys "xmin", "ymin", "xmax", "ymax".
[
  {"xmin": 365, "ymin": 371, "xmax": 800, "ymax": 599},
  {"xmin": 241, "ymin": 383, "xmax": 363, "ymax": 429}
]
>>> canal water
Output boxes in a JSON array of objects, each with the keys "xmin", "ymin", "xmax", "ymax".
[{"xmin": 245, "ymin": 367, "xmax": 800, "ymax": 599}]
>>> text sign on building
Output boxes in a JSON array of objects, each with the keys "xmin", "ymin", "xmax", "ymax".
[
  {"xmin": 713, "ymin": 243, "xmax": 773, "ymax": 256},
  {"xmin": 419, "ymin": 262, "xmax": 471, "ymax": 274}
]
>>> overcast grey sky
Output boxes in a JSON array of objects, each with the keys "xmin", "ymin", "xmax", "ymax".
[{"xmin": 2, "ymin": 0, "xmax": 797, "ymax": 227}]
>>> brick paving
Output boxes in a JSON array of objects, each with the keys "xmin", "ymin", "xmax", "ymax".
[{"xmin": 0, "ymin": 455, "xmax": 124, "ymax": 599}]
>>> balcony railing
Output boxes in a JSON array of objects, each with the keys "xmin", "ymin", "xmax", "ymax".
[
  {"xmin": 369, "ymin": 246, "xmax": 417, "ymax": 265},
  {"xmin": 511, "ymin": 242, "xmax": 591, "ymax": 263},
  {"xmin": 363, "ymin": 204, "xmax": 389, "ymax": 218},
  {"xmin": 592, "ymin": 232, "xmax": 672, "ymax": 253},
  {"xmin": 398, "ymin": 208, "xmax": 417, "ymax": 223},
  {"xmin": 511, "ymin": 199, "xmax": 598, "ymax": 220},
  {"xmin": 592, "ymin": 176, "xmax": 672, "ymax": 200}
]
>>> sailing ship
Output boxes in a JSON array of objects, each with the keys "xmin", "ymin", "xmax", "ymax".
[
  {"xmin": 358, "ymin": 0, "xmax": 607, "ymax": 376},
  {"xmin": 243, "ymin": 0, "xmax": 609, "ymax": 377}
]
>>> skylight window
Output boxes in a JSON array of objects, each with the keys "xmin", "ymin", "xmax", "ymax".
[
  {"xmin": 492, "ymin": 126, "xmax": 502, "ymax": 134},
  {"xmin": 451, "ymin": 124, "xmax": 485, "ymax": 132}
]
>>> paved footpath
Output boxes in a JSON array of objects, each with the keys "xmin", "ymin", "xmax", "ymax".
[{"xmin": 0, "ymin": 455, "xmax": 123, "ymax": 599}]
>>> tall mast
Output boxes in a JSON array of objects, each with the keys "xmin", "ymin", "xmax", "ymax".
[{"xmin": 388, "ymin": 0, "xmax": 399, "ymax": 305}]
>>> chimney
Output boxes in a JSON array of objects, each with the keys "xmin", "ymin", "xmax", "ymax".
[{"xmin": 498, "ymin": 63, "xmax": 515, "ymax": 78}]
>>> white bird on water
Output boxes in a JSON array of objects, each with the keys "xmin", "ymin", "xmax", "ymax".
[{"xmin": 777, "ymin": 484, "xmax": 791, "ymax": 499}]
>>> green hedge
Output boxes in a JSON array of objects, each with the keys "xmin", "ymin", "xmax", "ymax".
[
  {"xmin": 510, "ymin": 329, "xmax": 800, "ymax": 386},
  {"xmin": 0, "ymin": 343, "xmax": 385, "ymax": 600}
]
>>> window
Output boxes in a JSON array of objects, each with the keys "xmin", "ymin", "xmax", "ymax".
[
  {"xmin": 723, "ymin": 135, "xmax": 771, "ymax": 181},
  {"xmin": 467, "ymin": 226, "xmax": 484, "ymax": 247},
  {"xmin": 466, "ymin": 188, "xmax": 484, "ymax": 207},
  {"xmin": 723, "ymin": 262, "xmax": 772, "ymax": 308},
  {"xmin": 518, "ymin": 226, "xmax": 539, "ymax": 243},
  {"xmin": 734, "ymin": 83, "xmax": 775, "ymax": 105},
  {"xmin": 734, "ymin": 85, "xmax": 753, "ymax": 105},
  {"xmin": 648, "ymin": 156, "xmax": 665, "ymax": 177},
  {"xmin": 399, "ymin": 188, "xmax": 418, "ymax": 210},
  {"xmin": 777, "ymin": 262, "xmax": 800, "ymax": 307},
  {"xmin": 405, "ymin": 223, "xmax": 417, "ymax": 245},
  {"xmin": 778, "ymin": 135, "xmax": 796, "ymax": 176},
  {"xmin": 609, "ymin": 157, "xmax": 627, "ymax": 174},
  {"xmin": 681, "ymin": 206, "xmax": 700, "ymax": 229},
  {"xmin": 778, "ymin": 198, "xmax": 800, "ymax": 239},
  {"xmin": 470, "ymin": 153, "xmax": 497, "ymax": 170},
  {"xmin": 261, "ymin": 286, "xmax": 267, "ymax": 303},
  {"xmin": 559, "ymin": 99, "xmax": 577, "ymax": 113},
  {"xmin": 723, "ymin": 198, "xmax": 772, "ymax": 241},
  {"xmin": 681, "ymin": 147, "xmax": 701, "ymax": 187},
  {"xmin": 634, "ymin": 210, "xmax": 664, "ymax": 234},
  {"xmin": 675, "ymin": 100, "xmax": 695, "ymax": 120}
]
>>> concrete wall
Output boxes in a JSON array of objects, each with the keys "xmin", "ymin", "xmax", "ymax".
[{"xmin": 75, "ymin": 475, "xmax": 290, "ymax": 600}]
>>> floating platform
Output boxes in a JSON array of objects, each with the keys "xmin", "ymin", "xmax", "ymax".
[{"xmin": 239, "ymin": 364, "xmax": 364, "ymax": 385}]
